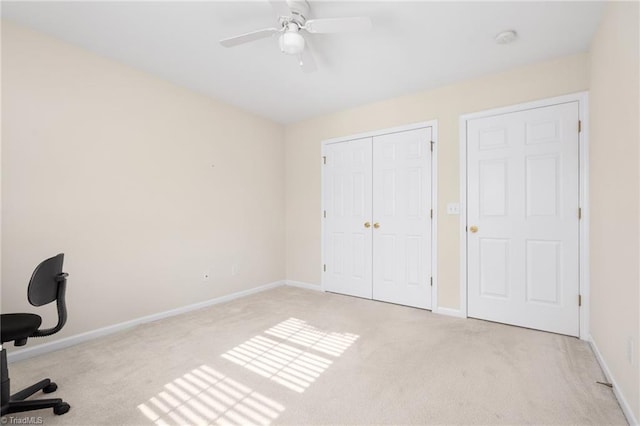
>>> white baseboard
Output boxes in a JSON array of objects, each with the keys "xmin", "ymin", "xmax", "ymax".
[
  {"xmin": 433, "ymin": 306, "xmax": 466, "ymax": 319},
  {"xmin": 285, "ymin": 280, "xmax": 322, "ymax": 291},
  {"xmin": 7, "ymin": 280, "xmax": 285, "ymax": 363},
  {"xmin": 589, "ymin": 335, "xmax": 638, "ymax": 426}
]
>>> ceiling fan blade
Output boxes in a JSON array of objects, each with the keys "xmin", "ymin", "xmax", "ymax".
[
  {"xmin": 303, "ymin": 17, "xmax": 372, "ymax": 34},
  {"xmin": 269, "ymin": 0, "xmax": 291, "ymax": 19},
  {"xmin": 220, "ymin": 28, "xmax": 279, "ymax": 48},
  {"xmin": 299, "ymin": 47, "xmax": 317, "ymax": 73}
]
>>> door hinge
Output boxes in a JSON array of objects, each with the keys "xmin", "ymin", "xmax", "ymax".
[
  {"xmin": 578, "ymin": 207, "xmax": 582, "ymax": 220},
  {"xmin": 430, "ymin": 277, "xmax": 433, "ymax": 287},
  {"xmin": 322, "ymin": 156, "xmax": 327, "ymax": 165},
  {"xmin": 578, "ymin": 294, "xmax": 582, "ymax": 307},
  {"xmin": 430, "ymin": 209, "xmax": 433, "ymax": 219},
  {"xmin": 323, "ymin": 264, "xmax": 327, "ymax": 272},
  {"xmin": 430, "ymin": 141, "xmax": 435, "ymax": 152},
  {"xmin": 323, "ymin": 210, "xmax": 327, "ymax": 218},
  {"xmin": 578, "ymin": 120, "xmax": 582, "ymax": 133}
]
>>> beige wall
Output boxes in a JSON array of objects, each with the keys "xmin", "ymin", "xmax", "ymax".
[
  {"xmin": 589, "ymin": 1, "xmax": 640, "ymax": 420},
  {"xmin": 1, "ymin": 22, "xmax": 285, "ymax": 349},
  {"xmin": 285, "ymin": 53, "xmax": 589, "ymax": 309}
]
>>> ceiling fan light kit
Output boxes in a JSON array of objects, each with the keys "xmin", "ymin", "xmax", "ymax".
[
  {"xmin": 279, "ymin": 26, "xmax": 305, "ymax": 55},
  {"xmin": 219, "ymin": 0, "xmax": 372, "ymax": 72}
]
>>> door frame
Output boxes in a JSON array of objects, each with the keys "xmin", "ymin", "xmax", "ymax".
[
  {"xmin": 459, "ymin": 92, "xmax": 590, "ymax": 339},
  {"xmin": 321, "ymin": 120, "xmax": 439, "ymax": 310}
]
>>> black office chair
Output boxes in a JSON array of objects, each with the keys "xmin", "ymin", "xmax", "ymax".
[{"xmin": 1, "ymin": 253, "xmax": 71, "ymax": 416}]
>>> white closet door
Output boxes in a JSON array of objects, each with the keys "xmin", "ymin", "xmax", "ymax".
[
  {"xmin": 322, "ymin": 137, "xmax": 373, "ymax": 299},
  {"xmin": 467, "ymin": 102, "xmax": 580, "ymax": 336},
  {"xmin": 372, "ymin": 128, "xmax": 432, "ymax": 309}
]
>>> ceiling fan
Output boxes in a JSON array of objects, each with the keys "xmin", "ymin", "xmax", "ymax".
[{"xmin": 219, "ymin": 0, "xmax": 372, "ymax": 73}]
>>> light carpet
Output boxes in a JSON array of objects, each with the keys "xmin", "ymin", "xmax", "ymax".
[{"xmin": 4, "ymin": 286, "xmax": 627, "ymax": 425}]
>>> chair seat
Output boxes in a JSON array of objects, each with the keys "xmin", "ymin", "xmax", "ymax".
[{"xmin": 1, "ymin": 313, "xmax": 42, "ymax": 344}]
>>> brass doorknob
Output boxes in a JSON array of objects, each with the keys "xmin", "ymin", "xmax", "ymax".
[
  {"xmin": 364, "ymin": 222, "xmax": 371, "ymax": 228},
  {"xmin": 373, "ymin": 223, "xmax": 380, "ymax": 229},
  {"xmin": 469, "ymin": 225, "xmax": 478, "ymax": 233}
]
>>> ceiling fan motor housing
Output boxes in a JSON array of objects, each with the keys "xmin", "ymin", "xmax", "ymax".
[{"xmin": 284, "ymin": 0, "xmax": 310, "ymax": 26}]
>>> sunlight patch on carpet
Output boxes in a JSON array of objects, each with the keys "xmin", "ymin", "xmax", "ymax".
[
  {"xmin": 265, "ymin": 317, "xmax": 359, "ymax": 357},
  {"xmin": 137, "ymin": 365, "xmax": 284, "ymax": 425},
  {"xmin": 221, "ymin": 318, "xmax": 359, "ymax": 392}
]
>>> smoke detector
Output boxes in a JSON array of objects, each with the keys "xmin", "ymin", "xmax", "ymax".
[{"xmin": 495, "ymin": 30, "xmax": 518, "ymax": 45}]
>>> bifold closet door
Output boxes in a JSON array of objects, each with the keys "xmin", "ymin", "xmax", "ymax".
[
  {"xmin": 322, "ymin": 137, "xmax": 373, "ymax": 299},
  {"xmin": 372, "ymin": 128, "xmax": 432, "ymax": 309}
]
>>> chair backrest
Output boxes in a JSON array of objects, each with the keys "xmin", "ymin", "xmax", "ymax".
[
  {"xmin": 28, "ymin": 253, "xmax": 64, "ymax": 307},
  {"xmin": 27, "ymin": 253, "xmax": 69, "ymax": 338}
]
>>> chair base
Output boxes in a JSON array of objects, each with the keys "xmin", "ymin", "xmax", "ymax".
[{"xmin": 1, "ymin": 349, "xmax": 70, "ymax": 416}]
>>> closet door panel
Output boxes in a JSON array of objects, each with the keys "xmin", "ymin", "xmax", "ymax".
[
  {"xmin": 322, "ymin": 138, "xmax": 373, "ymax": 299},
  {"xmin": 372, "ymin": 128, "xmax": 432, "ymax": 309}
]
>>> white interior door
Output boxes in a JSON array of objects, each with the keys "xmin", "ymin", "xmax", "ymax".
[
  {"xmin": 466, "ymin": 102, "xmax": 580, "ymax": 336},
  {"xmin": 372, "ymin": 128, "xmax": 432, "ymax": 309},
  {"xmin": 322, "ymin": 137, "xmax": 373, "ymax": 299}
]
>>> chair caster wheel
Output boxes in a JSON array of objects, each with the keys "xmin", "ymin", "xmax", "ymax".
[
  {"xmin": 54, "ymin": 402, "xmax": 70, "ymax": 415},
  {"xmin": 43, "ymin": 382, "xmax": 58, "ymax": 393}
]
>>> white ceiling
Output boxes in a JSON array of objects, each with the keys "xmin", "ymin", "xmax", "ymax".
[{"xmin": 2, "ymin": 1, "xmax": 605, "ymax": 124}]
